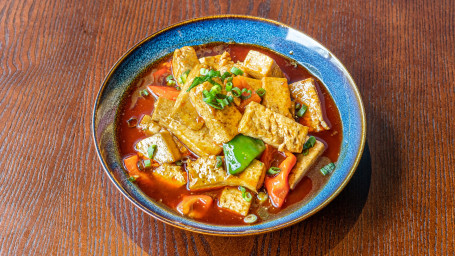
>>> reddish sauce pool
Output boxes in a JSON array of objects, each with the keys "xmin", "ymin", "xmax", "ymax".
[{"xmin": 116, "ymin": 43, "xmax": 343, "ymax": 225}]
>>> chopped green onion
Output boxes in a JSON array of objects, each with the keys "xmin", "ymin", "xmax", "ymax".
[
  {"xmin": 204, "ymin": 100, "xmax": 223, "ymax": 109},
  {"xmin": 225, "ymin": 82, "xmax": 233, "ymax": 91},
  {"xmin": 208, "ymin": 78, "xmax": 221, "ymax": 87},
  {"xmin": 208, "ymin": 69, "xmax": 221, "ymax": 78},
  {"xmin": 256, "ymin": 88, "xmax": 266, "ymax": 97},
  {"xmin": 143, "ymin": 159, "xmax": 151, "ymax": 168},
  {"xmin": 177, "ymin": 76, "xmax": 183, "ymax": 85},
  {"xmin": 320, "ymin": 163, "xmax": 336, "ymax": 176},
  {"xmin": 231, "ymin": 66, "xmax": 244, "ymax": 76},
  {"xmin": 210, "ymin": 84, "xmax": 222, "ymax": 95},
  {"xmin": 302, "ymin": 136, "xmax": 316, "ymax": 151},
  {"xmin": 239, "ymin": 186, "xmax": 252, "ymax": 202},
  {"xmin": 140, "ymin": 89, "xmax": 149, "ymax": 97},
  {"xmin": 257, "ymin": 192, "xmax": 268, "ymax": 203},
  {"xmin": 231, "ymin": 87, "xmax": 242, "ymax": 97},
  {"xmin": 226, "ymin": 76, "xmax": 233, "ymax": 83},
  {"xmin": 176, "ymin": 86, "xmax": 181, "ymax": 91},
  {"xmin": 187, "ymin": 76, "xmax": 203, "ymax": 92},
  {"xmin": 295, "ymin": 103, "xmax": 301, "ymax": 109},
  {"xmin": 303, "ymin": 149, "xmax": 309, "ymax": 156},
  {"xmin": 221, "ymin": 71, "xmax": 232, "ymax": 80},
  {"xmin": 241, "ymin": 94, "xmax": 251, "ymax": 100},
  {"xmin": 296, "ymin": 104, "xmax": 308, "ymax": 117},
  {"xmin": 216, "ymin": 98, "xmax": 229, "ymax": 107},
  {"xmin": 267, "ymin": 167, "xmax": 280, "ymax": 175},
  {"xmin": 147, "ymin": 145, "xmax": 157, "ymax": 159},
  {"xmin": 175, "ymin": 160, "xmax": 183, "ymax": 166},
  {"xmin": 226, "ymin": 95, "xmax": 234, "ymax": 103},
  {"xmin": 128, "ymin": 176, "xmax": 138, "ymax": 182},
  {"xmin": 200, "ymin": 68, "xmax": 209, "ymax": 76},
  {"xmin": 167, "ymin": 79, "xmax": 176, "ymax": 86},
  {"xmin": 166, "ymin": 75, "xmax": 174, "ymax": 82},
  {"xmin": 244, "ymin": 214, "xmax": 257, "ymax": 224},
  {"xmin": 216, "ymin": 156, "xmax": 223, "ymax": 168}
]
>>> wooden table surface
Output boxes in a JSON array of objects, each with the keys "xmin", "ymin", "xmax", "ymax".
[{"xmin": 1, "ymin": 0, "xmax": 454, "ymax": 255}]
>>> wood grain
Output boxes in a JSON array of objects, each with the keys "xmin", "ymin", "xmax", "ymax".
[{"xmin": 0, "ymin": 0, "xmax": 453, "ymax": 255}]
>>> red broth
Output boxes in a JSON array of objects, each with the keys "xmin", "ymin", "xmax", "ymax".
[{"xmin": 116, "ymin": 43, "xmax": 342, "ymax": 225}]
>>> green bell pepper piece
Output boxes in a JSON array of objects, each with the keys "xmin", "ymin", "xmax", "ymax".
[{"xmin": 223, "ymin": 135, "xmax": 266, "ymax": 175}]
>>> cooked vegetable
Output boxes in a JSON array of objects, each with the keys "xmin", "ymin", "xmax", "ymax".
[
  {"xmin": 147, "ymin": 145, "xmax": 157, "ymax": 159},
  {"xmin": 302, "ymin": 136, "xmax": 316, "ymax": 155},
  {"xmin": 296, "ymin": 104, "xmax": 308, "ymax": 117},
  {"xmin": 257, "ymin": 192, "xmax": 268, "ymax": 203},
  {"xmin": 239, "ymin": 186, "xmax": 252, "ymax": 202},
  {"xmin": 265, "ymin": 152, "xmax": 297, "ymax": 208},
  {"xmin": 256, "ymin": 88, "xmax": 266, "ymax": 97},
  {"xmin": 147, "ymin": 85, "xmax": 180, "ymax": 101},
  {"xmin": 223, "ymin": 135, "xmax": 266, "ymax": 175},
  {"xmin": 176, "ymin": 195, "xmax": 213, "ymax": 219},
  {"xmin": 230, "ymin": 66, "xmax": 244, "ymax": 75},
  {"xmin": 140, "ymin": 89, "xmax": 149, "ymax": 97},
  {"xmin": 216, "ymin": 156, "xmax": 223, "ymax": 168},
  {"xmin": 320, "ymin": 162, "xmax": 336, "ymax": 176},
  {"xmin": 243, "ymin": 214, "xmax": 258, "ymax": 224},
  {"xmin": 267, "ymin": 167, "xmax": 280, "ymax": 175}
]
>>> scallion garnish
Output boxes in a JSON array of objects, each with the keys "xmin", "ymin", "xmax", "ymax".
[
  {"xmin": 166, "ymin": 75, "xmax": 176, "ymax": 86},
  {"xmin": 230, "ymin": 66, "xmax": 244, "ymax": 76},
  {"xmin": 225, "ymin": 82, "xmax": 233, "ymax": 91},
  {"xmin": 257, "ymin": 192, "xmax": 268, "ymax": 203},
  {"xmin": 216, "ymin": 156, "xmax": 223, "ymax": 168},
  {"xmin": 187, "ymin": 76, "xmax": 203, "ymax": 92},
  {"xmin": 296, "ymin": 104, "xmax": 308, "ymax": 117},
  {"xmin": 128, "ymin": 176, "xmax": 137, "ymax": 182},
  {"xmin": 239, "ymin": 186, "xmax": 252, "ymax": 202},
  {"xmin": 231, "ymin": 87, "xmax": 242, "ymax": 97},
  {"xmin": 175, "ymin": 160, "xmax": 183, "ymax": 166},
  {"xmin": 176, "ymin": 86, "xmax": 181, "ymax": 91},
  {"xmin": 267, "ymin": 167, "xmax": 280, "ymax": 175},
  {"xmin": 295, "ymin": 103, "xmax": 301, "ymax": 109},
  {"xmin": 166, "ymin": 75, "xmax": 174, "ymax": 82},
  {"xmin": 302, "ymin": 136, "xmax": 316, "ymax": 151},
  {"xmin": 140, "ymin": 89, "xmax": 149, "ymax": 97},
  {"xmin": 147, "ymin": 145, "xmax": 157, "ymax": 159},
  {"xmin": 200, "ymin": 68, "xmax": 209, "ymax": 76},
  {"xmin": 208, "ymin": 69, "xmax": 221, "ymax": 78},
  {"xmin": 210, "ymin": 84, "xmax": 222, "ymax": 95},
  {"xmin": 256, "ymin": 88, "xmax": 266, "ymax": 97},
  {"xmin": 221, "ymin": 71, "xmax": 232, "ymax": 80},
  {"xmin": 143, "ymin": 159, "xmax": 151, "ymax": 168},
  {"xmin": 244, "ymin": 214, "xmax": 258, "ymax": 224},
  {"xmin": 320, "ymin": 163, "xmax": 336, "ymax": 176}
]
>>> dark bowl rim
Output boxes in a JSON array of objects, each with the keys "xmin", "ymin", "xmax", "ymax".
[{"xmin": 92, "ymin": 14, "xmax": 366, "ymax": 236}]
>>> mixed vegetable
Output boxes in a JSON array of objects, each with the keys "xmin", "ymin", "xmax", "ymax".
[{"xmin": 119, "ymin": 44, "xmax": 340, "ymax": 224}]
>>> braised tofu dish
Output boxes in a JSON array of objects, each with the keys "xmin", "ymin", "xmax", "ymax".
[{"xmin": 117, "ymin": 43, "xmax": 342, "ymax": 225}]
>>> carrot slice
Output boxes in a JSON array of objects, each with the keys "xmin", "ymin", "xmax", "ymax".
[
  {"xmin": 265, "ymin": 152, "xmax": 297, "ymax": 208},
  {"xmin": 232, "ymin": 76, "xmax": 262, "ymax": 112},
  {"xmin": 147, "ymin": 85, "xmax": 180, "ymax": 101},
  {"xmin": 123, "ymin": 154, "xmax": 153, "ymax": 184},
  {"xmin": 176, "ymin": 195, "xmax": 213, "ymax": 219}
]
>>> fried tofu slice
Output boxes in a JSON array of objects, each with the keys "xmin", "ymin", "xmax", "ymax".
[
  {"xmin": 170, "ymin": 64, "xmax": 205, "ymax": 131},
  {"xmin": 134, "ymin": 131, "xmax": 182, "ymax": 164},
  {"xmin": 186, "ymin": 156, "xmax": 265, "ymax": 192},
  {"xmin": 289, "ymin": 78, "xmax": 330, "ymax": 132},
  {"xmin": 288, "ymin": 139, "xmax": 326, "ymax": 189},
  {"xmin": 243, "ymin": 77, "xmax": 262, "ymax": 91},
  {"xmin": 172, "ymin": 46, "xmax": 200, "ymax": 87},
  {"xmin": 261, "ymin": 77, "xmax": 293, "ymax": 118},
  {"xmin": 152, "ymin": 163, "xmax": 187, "ymax": 187},
  {"xmin": 238, "ymin": 102, "xmax": 308, "ymax": 153},
  {"xmin": 152, "ymin": 97, "xmax": 221, "ymax": 156},
  {"xmin": 237, "ymin": 160, "xmax": 266, "ymax": 191},
  {"xmin": 138, "ymin": 115, "xmax": 161, "ymax": 135},
  {"xmin": 218, "ymin": 187, "xmax": 252, "ymax": 216},
  {"xmin": 243, "ymin": 50, "xmax": 284, "ymax": 79},
  {"xmin": 189, "ymin": 82, "xmax": 243, "ymax": 144},
  {"xmin": 151, "ymin": 97, "xmax": 175, "ymax": 121},
  {"xmin": 199, "ymin": 52, "xmax": 234, "ymax": 73}
]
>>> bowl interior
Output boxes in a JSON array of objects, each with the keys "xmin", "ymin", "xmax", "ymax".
[{"xmin": 92, "ymin": 15, "xmax": 365, "ymax": 235}]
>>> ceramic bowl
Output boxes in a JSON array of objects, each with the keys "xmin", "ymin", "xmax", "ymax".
[{"xmin": 92, "ymin": 15, "xmax": 366, "ymax": 236}]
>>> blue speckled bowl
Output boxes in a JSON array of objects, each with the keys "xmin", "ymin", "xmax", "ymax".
[{"xmin": 92, "ymin": 15, "xmax": 366, "ymax": 236}]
